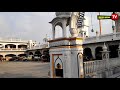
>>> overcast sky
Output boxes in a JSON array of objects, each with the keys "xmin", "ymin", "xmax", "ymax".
[{"xmin": 0, "ymin": 12, "xmax": 114, "ymax": 44}]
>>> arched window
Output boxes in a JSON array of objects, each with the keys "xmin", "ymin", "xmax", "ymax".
[
  {"xmin": 29, "ymin": 52, "xmax": 33, "ymax": 55},
  {"xmin": 109, "ymin": 45, "xmax": 119, "ymax": 58},
  {"xmin": 83, "ymin": 48, "xmax": 93, "ymax": 61},
  {"xmin": 5, "ymin": 54, "xmax": 16, "ymax": 57},
  {"xmin": 55, "ymin": 57, "xmax": 63, "ymax": 77},
  {"xmin": 55, "ymin": 25, "xmax": 63, "ymax": 38},
  {"xmin": 95, "ymin": 47, "xmax": 103, "ymax": 60}
]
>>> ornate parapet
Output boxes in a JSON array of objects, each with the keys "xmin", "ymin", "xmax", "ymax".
[
  {"xmin": 48, "ymin": 37, "xmax": 83, "ymax": 47},
  {"xmin": 83, "ymin": 32, "xmax": 120, "ymax": 44},
  {"xmin": 55, "ymin": 12, "xmax": 71, "ymax": 18}
]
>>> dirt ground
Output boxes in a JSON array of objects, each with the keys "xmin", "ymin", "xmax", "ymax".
[{"xmin": 0, "ymin": 61, "xmax": 50, "ymax": 78}]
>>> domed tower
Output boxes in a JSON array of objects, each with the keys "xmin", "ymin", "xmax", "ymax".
[
  {"xmin": 49, "ymin": 12, "xmax": 71, "ymax": 39},
  {"xmin": 48, "ymin": 12, "xmax": 84, "ymax": 78}
]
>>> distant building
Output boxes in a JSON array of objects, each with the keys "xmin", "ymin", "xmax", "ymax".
[{"xmin": 0, "ymin": 38, "xmax": 36, "ymax": 60}]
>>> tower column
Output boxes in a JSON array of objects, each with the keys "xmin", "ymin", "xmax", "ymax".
[
  {"xmin": 16, "ymin": 44, "xmax": 18, "ymax": 49},
  {"xmin": 52, "ymin": 25, "xmax": 55, "ymax": 39},
  {"xmin": 62, "ymin": 19, "xmax": 67, "ymax": 37},
  {"xmin": 101, "ymin": 43, "xmax": 111, "ymax": 77}
]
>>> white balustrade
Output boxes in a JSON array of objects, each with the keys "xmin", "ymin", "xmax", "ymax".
[
  {"xmin": 83, "ymin": 32, "xmax": 120, "ymax": 44},
  {"xmin": 84, "ymin": 58, "xmax": 120, "ymax": 77}
]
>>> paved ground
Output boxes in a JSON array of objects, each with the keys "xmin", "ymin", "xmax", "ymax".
[{"xmin": 0, "ymin": 61, "xmax": 50, "ymax": 78}]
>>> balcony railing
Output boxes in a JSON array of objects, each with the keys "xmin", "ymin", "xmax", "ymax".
[
  {"xmin": 83, "ymin": 58, "xmax": 120, "ymax": 78},
  {"xmin": 0, "ymin": 48, "xmax": 27, "ymax": 51},
  {"xmin": 0, "ymin": 38, "xmax": 28, "ymax": 43}
]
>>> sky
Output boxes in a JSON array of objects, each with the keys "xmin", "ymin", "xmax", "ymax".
[{"xmin": 0, "ymin": 12, "xmax": 114, "ymax": 44}]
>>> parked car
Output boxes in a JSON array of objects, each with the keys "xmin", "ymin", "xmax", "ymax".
[
  {"xmin": 27, "ymin": 55, "xmax": 33, "ymax": 61},
  {"xmin": 9, "ymin": 56, "xmax": 19, "ymax": 61},
  {"xmin": 22, "ymin": 56, "xmax": 28, "ymax": 61},
  {"xmin": 34, "ymin": 56, "xmax": 40, "ymax": 61}
]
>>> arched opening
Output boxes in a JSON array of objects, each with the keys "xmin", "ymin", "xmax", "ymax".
[
  {"xmin": 41, "ymin": 50, "xmax": 50, "ymax": 62},
  {"xmin": 5, "ymin": 54, "xmax": 16, "ymax": 61},
  {"xmin": 0, "ymin": 55, "xmax": 3, "ymax": 61},
  {"xmin": 0, "ymin": 55, "xmax": 3, "ymax": 57},
  {"xmin": 95, "ymin": 47, "xmax": 103, "ymax": 60},
  {"xmin": 29, "ymin": 52, "xmax": 33, "ymax": 55},
  {"xmin": 55, "ymin": 57, "xmax": 63, "ymax": 78},
  {"xmin": 18, "ymin": 54, "xmax": 27, "ymax": 57},
  {"xmin": 34, "ymin": 50, "xmax": 42, "ymax": 57},
  {"xmin": 5, "ymin": 44, "xmax": 16, "ymax": 49},
  {"xmin": 18, "ymin": 45, "xmax": 27, "ymax": 50},
  {"xmin": 0, "ymin": 44, "xmax": 4, "ymax": 49},
  {"xmin": 5, "ymin": 54, "xmax": 16, "ymax": 57},
  {"xmin": 109, "ymin": 45, "xmax": 119, "ymax": 58},
  {"xmin": 83, "ymin": 48, "xmax": 93, "ymax": 61},
  {"xmin": 55, "ymin": 25, "xmax": 63, "ymax": 38}
]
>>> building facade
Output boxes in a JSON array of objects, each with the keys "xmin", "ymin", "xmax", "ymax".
[{"xmin": 0, "ymin": 38, "xmax": 36, "ymax": 60}]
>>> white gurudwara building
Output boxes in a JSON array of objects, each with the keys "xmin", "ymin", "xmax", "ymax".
[
  {"xmin": 48, "ymin": 12, "xmax": 120, "ymax": 78},
  {"xmin": 0, "ymin": 38, "xmax": 36, "ymax": 60}
]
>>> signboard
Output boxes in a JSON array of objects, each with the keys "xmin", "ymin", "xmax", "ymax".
[{"xmin": 97, "ymin": 13, "xmax": 119, "ymax": 20}]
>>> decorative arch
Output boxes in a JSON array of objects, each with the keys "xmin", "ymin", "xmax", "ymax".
[
  {"xmin": 54, "ymin": 20, "xmax": 63, "ymax": 28},
  {"xmin": 5, "ymin": 44, "xmax": 16, "ymax": 48},
  {"xmin": 18, "ymin": 44, "xmax": 27, "ymax": 49},
  {"xmin": 55, "ymin": 25, "xmax": 63, "ymax": 38},
  {"xmin": 109, "ymin": 45, "xmax": 119, "ymax": 58},
  {"xmin": 95, "ymin": 47, "xmax": 103, "ymax": 60},
  {"xmin": 50, "ymin": 17, "xmax": 68, "ymax": 39},
  {"xmin": 54, "ymin": 56, "xmax": 63, "ymax": 77},
  {"xmin": 5, "ymin": 54, "xmax": 16, "ymax": 57},
  {"xmin": 54, "ymin": 57, "xmax": 63, "ymax": 69},
  {"xmin": 34, "ymin": 50, "xmax": 42, "ymax": 57},
  {"xmin": 29, "ymin": 52, "xmax": 33, "ymax": 55},
  {"xmin": 18, "ymin": 54, "xmax": 27, "ymax": 57},
  {"xmin": 0, "ymin": 55, "xmax": 3, "ymax": 57},
  {"xmin": 0, "ymin": 44, "xmax": 4, "ymax": 48},
  {"xmin": 83, "ymin": 48, "xmax": 93, "ymax": 61}
]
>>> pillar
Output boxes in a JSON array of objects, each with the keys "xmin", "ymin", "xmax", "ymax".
[
  {"xmin": 101, "ymin": 43, "xmax": 110, "ymax": 67},
  {"xmin": 16, "ymin": 45, "xmax": 18, "ymax": 49},
  {"xmin": 101, "ymin": 43, "xmax": 111, "ymax": 77},
  {"xmin": 78, "ymin": 51, "xmax": 84, "ymax": 78},
  {"xmin": 3, "ymin": 44, "xmax": 5, "ymax": 49},
  {"xmin": 62, "ymin": 19, "xmax": 67, "ymax": 37},
  {"xmin": 91, "ymin": 47, "xmax": 96, "ymax": 59},
  {"xmin": 52, "ymin": 25, "xmax": 55, "ymax": 39}
]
